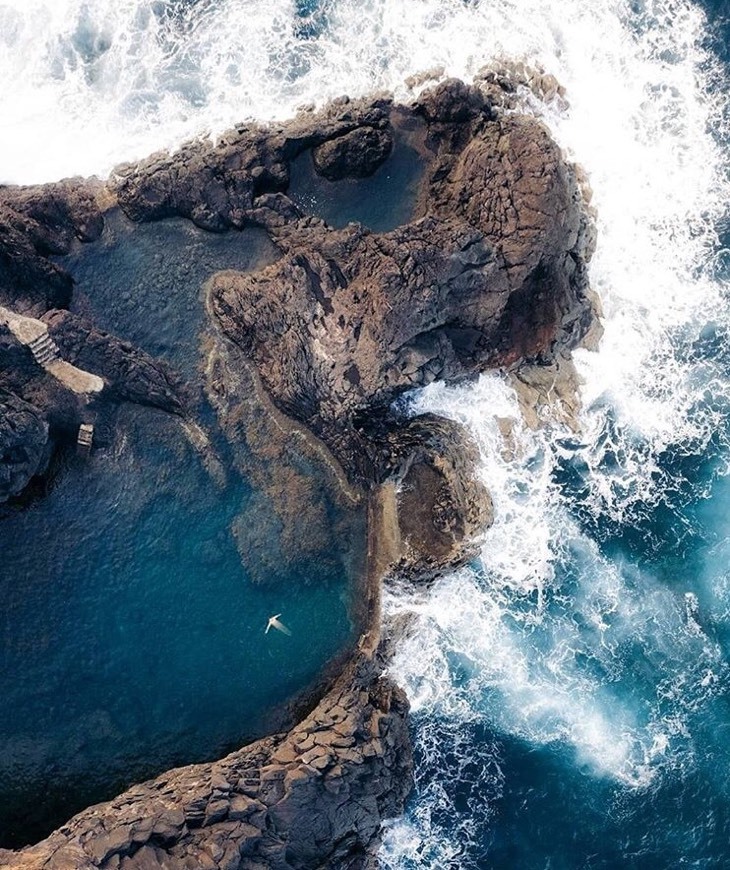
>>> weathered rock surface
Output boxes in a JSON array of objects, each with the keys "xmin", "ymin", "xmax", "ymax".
[
  {"xmin": 43, "ymin": 310, "xmax": 184, "ymax": 415},
  {"xmin": 209, "ymin": 79, "xmax": 595, "ymax": 481},
  {"xmin": 312, "ymin": 127, "xmax": 393, "ymax": 180},
  {"xmin": 111, "ymin": 96, "xmax": 392, "ymax": 231},
  {"xmin": 0, "ymin": 179, "xmax": 105, "ymax": 315},
  {"xmin": 0, "ymin": 72, "xmax": 599, "ymax": 868},
  {"xmin": 386, "ymin": 415, "xmax": 493, "ymax": 580},
  {"xmin": 0, "ymin": 654, "xmax": 411, "ymax": 870},
  {"xmin": 1, "ymin": 77, "xmax": 595, "ymax": 493},
  {"xmin": 0, "ymin": 392, "xmax": 50, "ymax": 502}
]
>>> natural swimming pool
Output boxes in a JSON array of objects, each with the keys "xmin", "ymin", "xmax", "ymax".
[{"xmin": 0, "ymin": 213, "xmax": 365, "ymax": 847}]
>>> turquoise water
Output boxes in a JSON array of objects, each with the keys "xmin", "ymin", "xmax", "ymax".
[
  {"xmin": 0, "ymin": 215, "xmax": 363, "ymax": 847},
  {"xmin": 384, "ymin": 369, "xmax": 730, "ymax": 868},
  {"xmin": 374, "ymin": 4, "xmax": 730, "ymax": 867},
  {"xmin": 3, "ymin": 0, "xmax": 730, "ymax": 865}
]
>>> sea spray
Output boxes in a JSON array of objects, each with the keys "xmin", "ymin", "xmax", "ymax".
[
  {"xmin": 378, "ymin": 0, "xmax": 730, "ymax": 863},
  {"xmin": 3, "ymin": 0, "xmax": 730, "ymax": 864}
]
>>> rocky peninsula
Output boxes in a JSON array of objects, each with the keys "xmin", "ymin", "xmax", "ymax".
[{"xmin": 0, "ymin": 69, "xmax": 597, "ymax": 869}]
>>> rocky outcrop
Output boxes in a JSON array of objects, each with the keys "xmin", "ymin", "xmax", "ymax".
[
  {"xmin": 312, "ymin": 127, "xmax": 393, "ymax": 181},
  {"xmin": 111, "ymin": 96, "xmax": 393, "ymax": 231},
  {"xmin": 44, "ymin": 311, "xmax": 184, "ymax": 415},
  {"xmin": 0, "ymin": 176, "xmax": 185, "ymax": 505},
  {"xmin": 0, "ymin": 392, "xmax": 50, "ymax": 502},
  {"xmin": 1, "ymin": 80, "xmax": 595, "ymax": 491},
  {"xmin": 0, "ymin": 178, "xmax": 105, "ymax": 315},
  {"xmin": 209, "ymin": 79, "xmax": 595, "ymax": 481},
  {"xmin": 203, "ymin": 320, "xmax": 367, "ymax": 591},
  {"xmin": 0, "ymin": 309, "xmax": 185, "ymax": 506},
  {"xmin": 385, "ymin": 415, "xmax": 493, "ymax": 581},
  {"xmin": 0, "ymin": 72, "xmax": 598, "ymax": 867},
  {"xmin": 0, "ymin": 655, "xmax": 411, "ymax": 870}
]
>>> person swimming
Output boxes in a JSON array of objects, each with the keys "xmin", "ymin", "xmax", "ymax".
[{"xmin": 265, "ymin": 613, "xmax": 292, "ymax": 636}]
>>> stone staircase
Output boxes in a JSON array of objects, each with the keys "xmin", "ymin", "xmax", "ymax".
[
  {"xmin": 1, "ymin": 303, "xmax": 104, "ymax": 397},
  {"xmin": 27, "ymin": 331, "xmax": 59, "ymax": 366},
  {"xmin": 77, "ymin": 423, "xmax": 94, "ymax": 451}
]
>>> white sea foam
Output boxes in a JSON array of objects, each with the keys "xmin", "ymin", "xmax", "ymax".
[{"xmin": 2, "ymin": 0, "xmax": 730, "ymax": 865}]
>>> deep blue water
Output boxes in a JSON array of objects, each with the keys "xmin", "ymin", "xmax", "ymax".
[
  {"xmin": 385, "ymin": 5, "xmax": 730, "ymax": 868},
  {"xmin": 395, "ymin": 384, "xmax": 730, "ymax": 868},
  {"xmin": 474, "ymin": 464, "xmax": 730, "ymax": 868},
  {"xmin": 0, "ymin": 215, "xmax": 364, "ymax": 847}
]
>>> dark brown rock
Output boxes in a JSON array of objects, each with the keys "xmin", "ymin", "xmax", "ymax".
[
  {"xmin": 0, "ymin": 179, "xmax": 105, "ymax": 315},
  {"xmin": 0, "ymin": 212, "xmax": 72, "ymax": 314},
  {"xmin": 112, "ymin": 96, "xmax": 392, "ymax": 231},
  {"xmin": 312, "ymin": 127, "xmax": 393, "ymax": 180},
  {"xmin": 0, "ymin": 656, "xmax": 411, "ymax": 870},
  {"xmin": 43, "ymin": 310, "xmax": 185, "ymax": 415},
  {"xmin": 0, "ymin": 392, "xmax": 50, "ymax": 502},
  {"xmin": 209, "ymin": 81, "xmax": 594, "ymax": 482},
  {"xmin": 415, "ymin": 77, "xmax": 490, "ymax": 123},
  {"xmin": 386, "ymin": 415, "xmax": 493, "ymax": 580}
]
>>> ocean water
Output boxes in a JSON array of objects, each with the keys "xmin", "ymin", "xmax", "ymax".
[{"xmin": 2, "ymin": 0, "xmax": 730, "ymax": 866}]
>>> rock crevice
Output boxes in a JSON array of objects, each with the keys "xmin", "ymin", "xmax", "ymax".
[{"xmin": 0, "ymin": 73, "xmax": 598, "ymax": 868}]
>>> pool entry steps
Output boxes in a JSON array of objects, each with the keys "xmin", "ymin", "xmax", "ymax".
[{"xmin": 0, "ymin": 305, "xmax": 105, "ymax": 396}]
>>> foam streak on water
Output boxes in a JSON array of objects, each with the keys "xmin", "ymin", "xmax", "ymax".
[
  {"xmin": 373, "ymin": 0, "xmax": 730, "ymax": 865},
  {"xmin": 2, "ymin": 0, "xmax": 730, "ymax": 865}
]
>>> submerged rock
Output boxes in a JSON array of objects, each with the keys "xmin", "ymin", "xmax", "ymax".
[
  {"xmin": 0, "ymin": 392, "xmax": 50, "ymax": 502},
  {"xmin": 0, "ymin": 73, "xmax": 599, "ymax": 867}
]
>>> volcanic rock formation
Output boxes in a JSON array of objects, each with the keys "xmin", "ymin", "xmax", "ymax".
[{"xmin": 0, "ymin": 73, "xmax": 597, "ymax": 868}]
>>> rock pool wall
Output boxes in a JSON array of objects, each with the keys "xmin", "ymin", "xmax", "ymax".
[{"xmin": 0, "ymin": 72, "xmax": 597, "ymax": 868}]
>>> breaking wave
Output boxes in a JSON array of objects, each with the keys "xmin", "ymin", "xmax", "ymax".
[{"xmin": 3, "ymin": 0, "xmax": 730, "ymax": 865}]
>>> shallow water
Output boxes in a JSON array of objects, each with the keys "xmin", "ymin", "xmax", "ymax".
[
  {"xmin": 288, "ymin": 117, "xmax": 425, "ymax": 232},
  {"xmin": 1, "ymin": 215, "xmax": 362, "ymax": 847},
  {"xmin": 65, "ymin": 210, "xmax": 279, "ymax": 383},
  {"xmin": 3, "ymin": 0, "xmax": 730, "ymax": 865}
]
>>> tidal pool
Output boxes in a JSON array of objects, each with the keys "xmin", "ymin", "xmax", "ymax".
[
  {"xmin": 65, "ymin": 209, "xmax": 280, "ymax": 383},
  {"xmin": 0, "ymin": 216, "xmax": 364, "ymax": 847},
  {"xmin": 288, "ymin": 114, "xmax": 426, "ymax": 232}
]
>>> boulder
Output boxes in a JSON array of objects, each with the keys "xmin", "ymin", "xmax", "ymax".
[
  {"xmin": 387, "ymin": 415, "xmax": 493, "ymax": 580},
  {"xmin": 311, "ymin": 127, "xmax": 393, "ymax": 180}
]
